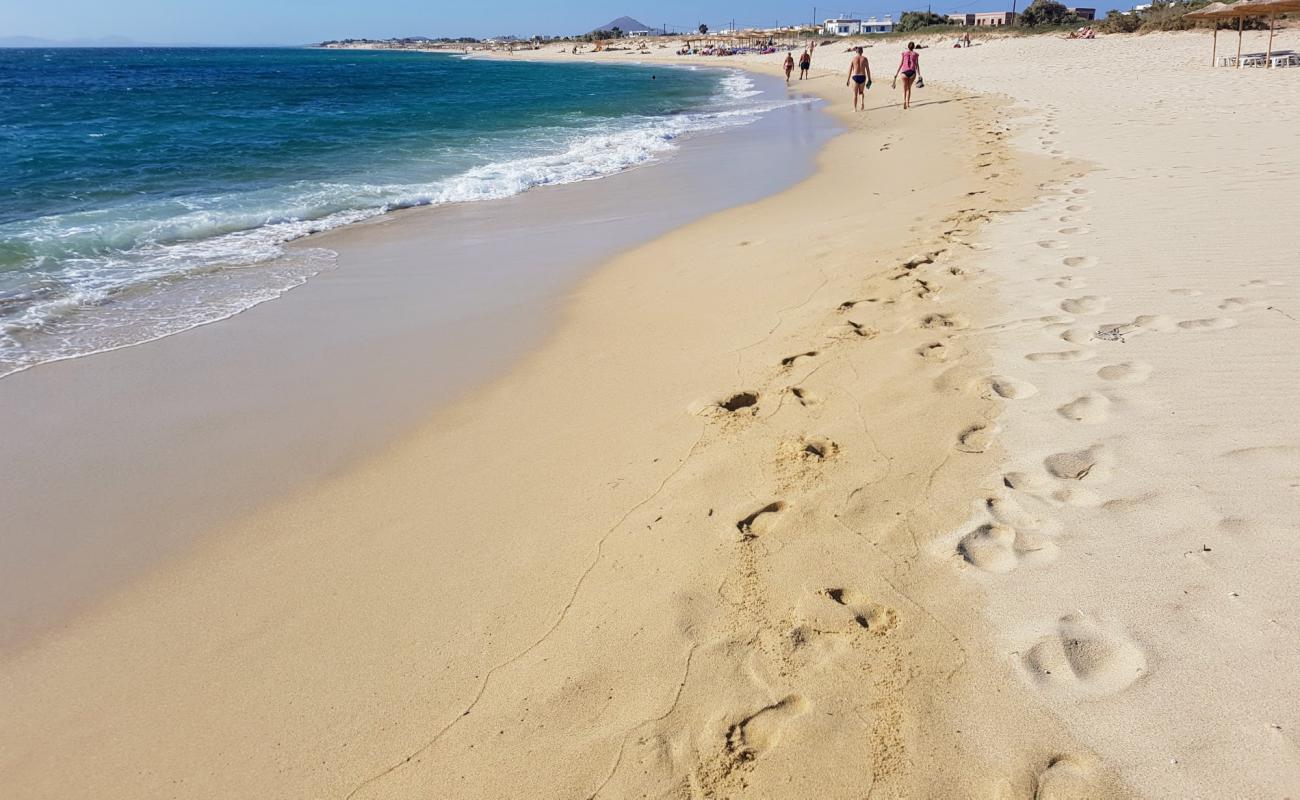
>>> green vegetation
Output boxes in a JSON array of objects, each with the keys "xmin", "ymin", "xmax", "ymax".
[
  {"xmin": 1096, "ymin": 0, "xmax": 1272, "ymax": 33},
  {"xmin": 1017, "ymin": 0, "xmax": 1082, "ymax": 26},
  {"xmin": 896, "ymin": 11, "xmax": 954, "ymax": 32}
]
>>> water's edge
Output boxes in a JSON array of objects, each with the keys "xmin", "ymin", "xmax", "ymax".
[{"xmin": 0, "ymin": 69, "xmax": 840, "ymax": 651}]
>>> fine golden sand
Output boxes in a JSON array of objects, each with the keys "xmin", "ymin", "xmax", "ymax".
[{"xmin": 5, "ymin": 30, "xmax": 1300, "ymax": 799}]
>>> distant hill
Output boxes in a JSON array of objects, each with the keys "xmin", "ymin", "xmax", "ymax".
[{"xmin": 592, "ymin": 16, "xmax": 655, "ymax": 34}]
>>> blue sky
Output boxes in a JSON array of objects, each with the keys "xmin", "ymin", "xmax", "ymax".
[{"xmin": 3, "ymin": 0, "xmax": 1121, "ymax": 44}]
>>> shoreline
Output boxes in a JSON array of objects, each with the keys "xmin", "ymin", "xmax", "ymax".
[
  {"xmin": 15, "ymin": 30, "xmax": 1296, "ymax": 797},
  {"xmin": 0, "ymin": 68, "xmax": 833, "ymax": 650},
  {"xmin": 3, "ymin": 49, "xmax": 1108, "ymax": 797}
]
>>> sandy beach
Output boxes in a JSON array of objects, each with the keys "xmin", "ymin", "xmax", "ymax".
[{"xmin": 4, "ymin": 29, "xmax": 1300, "ymax": 798}]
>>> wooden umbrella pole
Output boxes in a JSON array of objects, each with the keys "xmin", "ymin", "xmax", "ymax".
[
  {"xmin": 1266, "ymin": 14, "xmax": 1275, "ymax": 67},
  {"xmin": 1212, "ymin": 26, "xmax": 1218, "ymax": 67},
  {"xmin": 1237, "ymin": 14, "xmax": 1243, "ymax": 69}
]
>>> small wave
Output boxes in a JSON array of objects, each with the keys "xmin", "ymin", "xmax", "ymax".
[{"xmin": 0, "ymin": 66, "xmax": 794, "ymax": 378}]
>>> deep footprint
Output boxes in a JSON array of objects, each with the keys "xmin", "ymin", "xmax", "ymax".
[{"xmin": 735, "ymin": 501, "xmax": 785, "ymax": 540}]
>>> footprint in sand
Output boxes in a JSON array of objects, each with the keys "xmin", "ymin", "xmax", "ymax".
[
  {"xmin": 837, "ymin": 297, "xmax": 877, "ymax": 312},
  {"xmin": 830, "ymin": 319, "xmax": 879, "ymax": 340},
  {"xmin": 986, "ymin": 375, "xmax": 1038, "ymax": 400},
  {"xmin": 1169, "ymin": 288, "xmax": 1203, "ymax": 297},
  {"xmin": 789, "ymin": 386, "xmax": 820, "ymax": 407},
  {"xmin": 1219, "ymin": 297, "xmax": 1264, "ymax": 312},
  {"xmin": 921, "ymin": 312, "xmax": 970, "ymax": 330},
  {"xmin": 1178, "ymin": 317, "xmax": 1237, "ymax": 331},
  {"xmin": 1057, "ymin": 226, "xmax": 1089, "ymax": 236},
  {"xmin": 718, "ymin": 392, "xmax": 759, "ymax": 414},
  {"xmin": 1022, "ymin": 612, "xmax": 1147, "ymax": 697},
  {"xmin": 956, "ymin": 422, "xmax": 998, "ymax": 454},
  {"xmin": 735, "ymin": 501, "xmax": 785, "ymax": 540},
  {"xmin": 1064, "ymin": 204, "xmax": 1087, "ymax": 213},
  {"xmin": 1057, "ymin": 393, "xmax": 1111, "ymax": 424},
  {"xmin": 802, "ymin": 587, "xmax": 898, "ymax": 635},
  {"xmin": 1097, "ymin": 361, "xmax": 1151, "ymax": 383},
  {"xmin": 986, "ymin": 495, "xmax": 1060, "ymax": 535},
  {"xmin": 1027, "ymin": 349, "xmax": 1095, "ymax": 363},
  {"xmin": 1059, "ymin": 296, "xmax": 1108, "ymax": 315},
  {"xmin": 1062, "ymin": 255, "xmax": 1096, "ymax": 269},
  {"xmin": 918, "ymin": 341, "xmax": 957, "ymax": 363},
  {"xmin": 1034, "ymin": 754, "xmax": 1104, "ymax": 799},
  {"xmin": 1070, "ymin": 188, "xmax": 1089, "ymax": 195},
  {"xmin": 1054, "ymin": 277, "xmax": 1087, "ymax": 289},
  {"xmin": 1059, "ymin": 327, "xmax": 1095, "ymax": 344},
  {"xmin": 1037, "ymin": 240, "xmax": 1066, "ymax": 250},
  {"xmin": 1131, "ymin": 314, "xmax": 1177, "ymax": 332},
  {"xmin": 959, "ymin": 523, "xmax": 1058, "ymax": 573},
  {"xmin": 779, "ymin": 351, "xmax": 818, "ymax": 368},
  {"xmin": 724, "ymin": 695, "xmax": 809, "ymax": 765},
  {"xmin": 797, "ymin": 436, "xmax": 838, "ymax": 461},
  {"xmin": 1003, "ymin": 471, "xmax": 1055, "ymax": 493},
  {"xmin": 1045, "ymin": 444, "xmax": 1112, "ymax": 482},
  {"xmin": 1244, "ymin": 278, "xmax": 1285, "ymax": 287}
]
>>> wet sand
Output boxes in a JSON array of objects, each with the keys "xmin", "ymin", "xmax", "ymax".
[{"xmin": 0, "ymin": 75, "xmax": 832, "ymax": 648}]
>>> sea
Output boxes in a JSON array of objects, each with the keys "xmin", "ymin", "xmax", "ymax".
[{"xmin": 0, "ymin": 47, "xmax": 793, "ymax": 377}]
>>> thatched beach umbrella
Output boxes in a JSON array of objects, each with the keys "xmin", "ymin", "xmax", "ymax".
[
  {"xmin": 1189, "ymin": 0, "xmax": 1300, "ymax": 68},
  {"xmin": 1185, "ymin": 1, "xmax": 1236, "ymax": 65},
  {"xmin": 1248, "ymin": 0, "xmax": 1300, "ymax": 65}
]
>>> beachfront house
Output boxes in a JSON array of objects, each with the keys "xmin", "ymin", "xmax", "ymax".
[
  {"xmin": 822, "ymin": 16, "xmax": 894, "ymax": 35},
  {"xmin": 862, "ymin": 16, "xmax": 895, "ymax": 33},
  {"xmin": 1068, "ymin": 7, "xmax": 1098, "ymax": 19},
  {"xmin": 973, "ymin": 11, "xmax": 1018, "ymax": 25},
  {"xmin": 948, "ymin": 12, "xmax": 977, "ymax": 24},
  {"xmin": 823, "ymin": 17, "xmax": 863, "ymax": 35}
]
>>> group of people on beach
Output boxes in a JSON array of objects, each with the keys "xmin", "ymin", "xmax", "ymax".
[
  {"xmin": 783, "ymin": 42, "xmax": 815, "ymax": 82},
  {"xmin": 846, "ymin": 42, "xmax": 923, "ymax": 111},
  {"xmin": 784, "ymin": 41, "xmax": 924, "ymax": 112}
]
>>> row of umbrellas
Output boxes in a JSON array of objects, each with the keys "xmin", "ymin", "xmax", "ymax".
[{"xmin": 1184, "ymin": 0, "xmax": 1300, "ymax": 67}]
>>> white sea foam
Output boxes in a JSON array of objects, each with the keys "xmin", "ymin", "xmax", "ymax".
[{"xmin": 0, "ymin": 68, "xmax": 797, "ymax": 378}]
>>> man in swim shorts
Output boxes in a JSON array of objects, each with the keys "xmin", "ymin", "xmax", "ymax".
[
  {"xmin": 799, "ymin": 49, "xmax": 811, "ymax": 79},
  {"xmin": 846, "ymin": 47, "xmax": 872, "ymax": 112}
]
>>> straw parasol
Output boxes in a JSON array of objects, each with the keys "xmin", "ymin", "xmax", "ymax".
[
  {"xmin": 1187, "ymin": 0, "xmax": 1300, "ymax": 68},
  {"xmin": 1249, "ymin": 0, "xmax": 1300, "ymax": 66},
  {"xmin": 1185, "ymin": 1, "xmax": 1236, "ymax": 65}
]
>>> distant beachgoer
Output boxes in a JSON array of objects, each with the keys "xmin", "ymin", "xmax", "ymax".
[
  {"xmin": 784, "ymin": 52, "xmax": 795, "ymax": 83},
  {"xmin": 892, "ymin": 41, "xmax": 921, "ymax": 110},
  {"xmin": 846, "ymin": 47, "xmax": 871, "ymax": 112},
  {"xmin": 964, "ymin": 32, "xmax": 972, "ymax": 48},
  {"xmin": 799, "ymin": 49, "xmax": 811, "ymax": 80}
]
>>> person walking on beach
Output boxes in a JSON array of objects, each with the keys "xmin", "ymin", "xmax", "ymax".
[
  {"xmin": 846, "ymin": 47, "xmax": 871, "ymax": 112},
  {"xmin": 892, "ymin": 42, "xmax": 922, "ymax": 110},
  {"xmin": 784, "ymin": 52, "xmax": 795, "ymax": 83},
  {"xmin": 799, "ymin": 48, "xmax": 811, "ymax": 80}
]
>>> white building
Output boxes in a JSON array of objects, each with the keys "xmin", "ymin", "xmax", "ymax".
[
  {"xmin": 822, "ymin": 16, "xmax": 894, "ymax": 35},
  {"xmin": 823, "ymin": 17, "xmax": 862, "ymax": 35}
]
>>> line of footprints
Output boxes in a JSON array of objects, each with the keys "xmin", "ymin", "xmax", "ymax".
[{"xmin": 952, "ymin": 179, "xmax": 1265, "ymax": 701}]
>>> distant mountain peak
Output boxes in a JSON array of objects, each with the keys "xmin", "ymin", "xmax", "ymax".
[{"xmin": 592, "ymin": 16, "xmax": 654, "ymax": 33}]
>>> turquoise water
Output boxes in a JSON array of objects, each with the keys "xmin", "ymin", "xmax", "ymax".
[{"xmin": 0, "ymin": 48, "xmax": 781, "ymax": 375}]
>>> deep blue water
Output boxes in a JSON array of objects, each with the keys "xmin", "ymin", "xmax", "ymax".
[{"xmin": 0, "ymin": 48, "xmax": 772, "ymax": 375}]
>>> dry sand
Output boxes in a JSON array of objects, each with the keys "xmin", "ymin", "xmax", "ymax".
[{"xmin": 4, "ymin": 31, "xmax": 1298, "ymax": 799}]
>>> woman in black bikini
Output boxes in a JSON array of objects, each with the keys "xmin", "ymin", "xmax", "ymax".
[{"xmin": 892, "ymin": 42, "xmax": 921, "ymax": 110}]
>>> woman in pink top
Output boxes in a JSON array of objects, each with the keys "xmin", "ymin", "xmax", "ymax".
[{"xmin": 893, "ymin": 42, "xmax": 922, "ymax": 110}]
